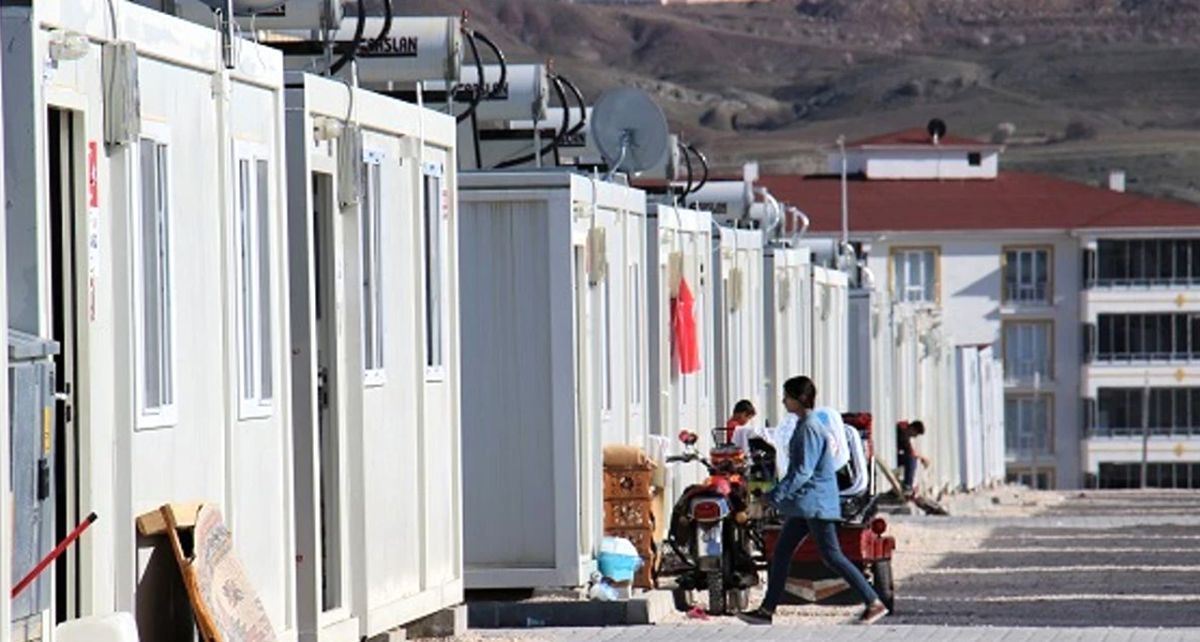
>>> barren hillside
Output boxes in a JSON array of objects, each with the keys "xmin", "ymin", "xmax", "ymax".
[{"xmin": 396, "ymin": 0, "xmax": 1200, "ymax": 202}]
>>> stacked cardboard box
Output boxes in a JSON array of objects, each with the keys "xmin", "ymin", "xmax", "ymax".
[{"xmin": 602, "ymin": 446, "xmax": 658, "ymax": 589}]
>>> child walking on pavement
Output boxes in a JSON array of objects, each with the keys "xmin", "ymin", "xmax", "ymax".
[{"xmin": 739, "ymin": 376, "xmax": 888, "ymax": 626}]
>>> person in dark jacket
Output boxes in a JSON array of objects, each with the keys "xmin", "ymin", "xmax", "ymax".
[
  {"xmin": 739, "ymin": 376, "xmax": 888, "ymax": 626},
  {"xmin": 897, "ymin": 420, "xmax": 930, "ymax": 493}
]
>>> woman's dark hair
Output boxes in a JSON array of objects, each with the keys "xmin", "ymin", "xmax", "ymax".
[
  {"xmin": 783, "ymin": 376, "xmax": 817, "ymax": 410},
  {"xmin": 733, "ymin": 399, "xmax": 756, "ymax": 416},
  {"xmin": 909, "ymin": 420, "xmax": 926, "ymax": 435}
]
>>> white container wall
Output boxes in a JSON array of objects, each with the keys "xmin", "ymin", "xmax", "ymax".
[
  {"xmin": 2, "ymin": 2, "xmax": 296, "ymax": 637},
  {"xmin": 764, "ymin": 247, "xmax": 813, "ymax": 427},
  {"xmin": 811, "ymin": 266, "xmax": 850, "ymax": 411},
  {"xmin": 889, "ymin": 304, "xmax": 961, "ymax": 492},
  {"xmin": 284, "ymin": 74, "xmax": 462, "ymax": 641},
  {"xmin": 458, "ymin": 172, "xmax": 648, "ymax": 589},
  {"xmin": 713, "ymin": 228, "xmax": 766, "ymax": 425},
  {"xmin": 0, "ymin": 27, "xmax": 10, "ymax": 642},
  {"xmin": 918, "ymin": 315, "xmax": 961, "ymax": 493},
  {"xmin": 981, "ymin": 346, "xmax": 1008, "ymax": 484},
  {"xmin": 956, "ymin": 345, "xmax": 1007, "ymax": 490},
  {"xmin": 647, "ymin": 205, "xmax": 716, "ymax": 510},
  {"xmin": 849, "ymin": 289, "xmax": 897, "ymax": 469},
  {"xmin": 956, "ymin": 347, "xmax": 985, "ymax": 489}
]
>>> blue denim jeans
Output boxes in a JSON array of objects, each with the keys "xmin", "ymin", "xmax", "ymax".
[
  {"xmin": 902, "ymin": 454, "xmax": 918, "ymax": 490},
  {"xmin": 762, "ymin": 517, "xmax": 880, "ymax": 611}
]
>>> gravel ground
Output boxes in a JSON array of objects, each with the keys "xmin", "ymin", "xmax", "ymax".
[
  {"xmin": 650, "ymin": 485, "xmax": 1060, "ymax": 625},
  {"xmin": 437, "ymin": 485, "xmax": 1062, "ymax": 636}
]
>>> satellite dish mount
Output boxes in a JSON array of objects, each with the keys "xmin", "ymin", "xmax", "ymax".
[
  {"xmin": 590, "ymin": 88, "xmax": 670, "ymax": 181},
  {"xmin": 927, "ymin": 118, "xmax": 948, "ymax": 145}
]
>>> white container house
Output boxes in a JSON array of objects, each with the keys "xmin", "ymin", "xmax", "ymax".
[
  {"xmin": 284, "ymin": 74, "xmax": 462, "ymax": 641},
  {"xmin": 713, "ymin": 227, "xmax": 766, "ymax": 424},
  {"xmin": 956, "ymin": 345, "xmax": 1006, "ymax": 490},
  {"xmin": 848, "ymin": 288, "xmax": 898, "ymax": 466},
  {"xmin": 763, "ymin": 246, "xmax": 813, "ymax": 426},
  {"xmin": 457, "ymin": 171, "xmax": 648, "ymax": 589},
  {"xmin": 890, "ymin": 304, "xmax": 961, "ymax": 492},
  {"xmin": 2, "ymin": 2, "xmax": 296, "ymax": 638},
  {"xmin": 811, "ymin": 266, "xmax": 850, "ymax": 411},
  {"xmin": 647, "ymin": 204, "xmax": 716, "ymax": 510}
]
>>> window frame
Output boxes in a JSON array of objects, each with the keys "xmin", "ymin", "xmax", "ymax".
[
  {"xmin": 361, "ymin": 150, "xmax": 387, "ymax": 386},
  {"xmin": 1094, "ymin": 238, "xmax": 1200, "ymax": 287},
  {"xmin": 1095, "ymin": 313, "xmax": 1200, "ymax": 362},
  {"xmin": 1004, "ymin": 393, "xmax": 1054, "ymax": 456},
  {"xmin": 133, "ymin": 124, "xmax": 179, "ymax": 430},
  {"xmin": 889, "ymin": 246, "xmax": 940, "ymax": 305},
  {"xmin": 1002, "ymin": 245, "xmax": 1053, "ymax": 305},
  {"xmin": 422, "ymin": 161, "xmax": 450, "ymax": 382},
  {"xmin": 1002, "ymin": 320, "xmax": 1054, "ymax": 385},
  {"xmin": 232, "ymin": 140, "xmax": 276, "ymax": 419}
]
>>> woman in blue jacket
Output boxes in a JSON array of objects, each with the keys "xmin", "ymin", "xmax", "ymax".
[{"xmin": 739, "ymin": 376, "xmax": 888, "ymax": 626}]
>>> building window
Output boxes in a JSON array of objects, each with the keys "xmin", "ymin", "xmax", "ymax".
[
  {"xmin": 361, "ymin": 154, "xmax": 385, "ymax": 382},
  {"xmin": 234, "ymin": 146, "xmax": 273, "ymax": 417},
  {"xmin": 1092, "ymin": 239, "xmax": 1200, "ymax": 287},
  {"xmin": 1003, "ymin": 321, "xmax": 1052, "ymax": 385},
  {"xmin": 1005, "ymin": 395, "xmax": 1052, "ymax": 456},
  {"xmin": 1091, "ymin": 387, "xmax": 1200, "ymax": 437},
  {"xmin": 1003, "ymin": 247, "xmax": 1051, "ymax": 304},
  {"xmin": 1097, "ymin": 462, "xmax": 1200, "ymax": 489},
  {"xmin": 1006, "ymin": 469, "xmax": 1053, "ymax": 490},
  {"xmin": 423, "ymin": 163, "xmax": 448, "ymax": 380},
  {"xmin": 891, "ymin": 248, "xmax": 938, "ymax": 304},
  {"xmin": 967, "ymin": 152, "xmax": 982, "ymax": 167},
  {"xmin": 137, "ymin": 136, "xmax": 177, "ymax": 427},
  {"xmin": 1095, "ymin": 313, "xmax": 1200, "ymax": 362}
]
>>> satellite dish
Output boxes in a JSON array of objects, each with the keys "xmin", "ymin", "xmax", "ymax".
[
  {"xmin": 927, "ymin": 118, "xmax": 948, "ymax": 143},
  {"xmin": 591, "ymin": 88, "xmax": 670, "ymax": 179}
]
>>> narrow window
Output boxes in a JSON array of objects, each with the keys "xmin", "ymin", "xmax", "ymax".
[
  {"xmin": 361, "ymin": 155, "xmax": 385, "ymax": 380},
  {"xmin": 234, "ymin": 145, "xmax": 275, "ymax": 416},
  {"xmin": 138, "ymin": 137, "xmax": 176, "ymax": 426},
  {"xmin": 423, "ymin": 163, "xmax": 448, "ymax": 379}
]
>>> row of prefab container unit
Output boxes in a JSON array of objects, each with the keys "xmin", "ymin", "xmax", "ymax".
[
  {"xmin": 848, "ymin": 289, "xmax": 1007, "ymax": 492},
  {"xmin": 456, "ymin": 176, "xmax": 867, "ymax": 588},
  {"xmin": 0, "ymin": 3, "xmax": 462, "ymax": 642},
  {"xmin": 456, "ymin": 186, "xmax": 1009, "ymax": 593},
  {"xmin": 0, "ymin": 6, "xmax": 1008, "ymax": 642}
]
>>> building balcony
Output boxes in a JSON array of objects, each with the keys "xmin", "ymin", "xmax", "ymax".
[
  {"xmin": 1087, "ymin": 277, "xmax": 1200, "ymax": 290},
  {"xmin": 1081, "ymin": 363, "xmax": 1200, "ymax": 396},
  {"xmin": 1083, "ymin": 434, "xmax": 1200, "ymax": 479}
]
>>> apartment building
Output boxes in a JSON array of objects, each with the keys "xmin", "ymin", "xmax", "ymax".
[{"xmin": 761, "ymin": 127, "xmax": 1200, "ymax": 489}]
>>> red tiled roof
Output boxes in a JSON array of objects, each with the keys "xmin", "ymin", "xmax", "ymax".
[
  {"xmin": 847, "ymin": 127, "xmax": 989, "ymax": 148},
  {"xmin": 757, "ymin": 172, "xmax": 1200, "ymax": 233}
]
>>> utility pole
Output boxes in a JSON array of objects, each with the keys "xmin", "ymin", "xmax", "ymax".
[
  {"xmin": 1140, "ymin": 371, "xmax": 1151, "ymax": 488},
  {"xmin": 837, "ymin": 135, "xmax": 849, "ymax": 246},
  {"xmin": 1031, "ymin": 372, "xmax": 1040, "ymax": 489}
]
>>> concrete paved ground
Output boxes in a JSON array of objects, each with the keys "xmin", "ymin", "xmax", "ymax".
[{"xmin": 468, "ymin": 490, "xmax": 1200, "ymax": 641}]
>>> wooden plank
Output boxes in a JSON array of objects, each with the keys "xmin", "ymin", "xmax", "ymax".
[
  {"xmin": 160, "ymin": 505, "xmax": 222, "ymax": 641},
  {"xmin": 874, "ymin": 460, "xmax": 907, "ymax": 500},
  {"xmin": 135, "ymin": 502, "xmax": 204, "ymax": 537}
]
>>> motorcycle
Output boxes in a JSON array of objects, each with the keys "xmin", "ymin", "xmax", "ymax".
[{"xmin": 664, "ymin": 429, "xmax": 768, "ymax": 615}]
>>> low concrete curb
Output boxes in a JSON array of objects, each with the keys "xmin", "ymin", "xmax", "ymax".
[{"xmin": 467, "ymin": 591, "xmax": 675, "ymax": 629}]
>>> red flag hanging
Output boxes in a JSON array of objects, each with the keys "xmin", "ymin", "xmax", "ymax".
[{"xmin": 673, "ymin": 277, "xmax": 701, "ymax": 374}]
